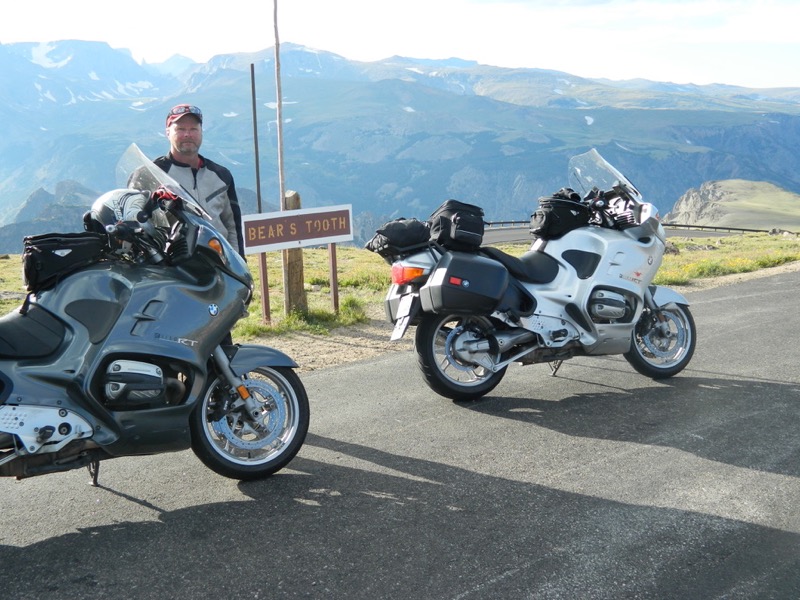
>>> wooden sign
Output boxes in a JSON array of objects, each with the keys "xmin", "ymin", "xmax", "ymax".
[{"xmin": 242, "ymin": 205, "xmax": 353, "ymax": 254}]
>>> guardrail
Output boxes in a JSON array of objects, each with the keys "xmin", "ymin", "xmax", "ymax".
[
  {"xmin": 484, "ymin": 221, "xmax": 528, "ymax": 228},
  {"xmin": 484, "ymin": 221, "xmax": 779, "ymax": 235},
  {"xmin": 660, "ymin": 223, "xmax": 774, "ymax": 234}
]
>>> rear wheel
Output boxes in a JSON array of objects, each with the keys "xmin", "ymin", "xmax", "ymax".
[
  {"xmin": 624, "ymin": 303, "xmax": 696, "ymax": 379},
  {"xmin": 415, "ymin": 313, "xmax": 507, "ymax": 401},
  {"xmin": 190, "ymin": 366, "xmax": 309, "ymax": 480}
]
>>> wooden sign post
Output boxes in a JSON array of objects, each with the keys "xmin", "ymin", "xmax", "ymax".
[{"xmin": 242, "ymin": 204, "xmax": 353, "ymax": 319}]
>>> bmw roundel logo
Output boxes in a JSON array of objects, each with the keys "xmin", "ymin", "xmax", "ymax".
[{"xmin": 208, "ymin": 304, "xmax": 219, "ymax": 317}]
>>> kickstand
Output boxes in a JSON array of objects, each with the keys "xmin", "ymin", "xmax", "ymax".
[
  {"xmin": 548, "ymin": 360, "xmax": 563, "ymax": 377},
  {"xmin": 87, "ymin": 459, "xmax": 100, "ymax": 487}
]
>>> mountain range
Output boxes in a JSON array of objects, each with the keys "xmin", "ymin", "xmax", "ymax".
[{"xmin": 1, "ymin": 39, "xmax": 799, "ymax": 253}]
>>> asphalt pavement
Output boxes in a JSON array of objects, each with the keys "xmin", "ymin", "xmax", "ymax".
[{"xmin": 1, "ymin": 270, "xmax": 798, "ymax": 599}]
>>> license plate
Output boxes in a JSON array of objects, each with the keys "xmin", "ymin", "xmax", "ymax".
[{"xmin": 390, "ymin": 294, "xmax": 415, "ymax": 341}]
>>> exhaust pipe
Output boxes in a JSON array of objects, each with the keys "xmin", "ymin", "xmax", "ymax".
[{"xmin": 464, "ymin": 328, "xmax": 538, "ymax": 353}]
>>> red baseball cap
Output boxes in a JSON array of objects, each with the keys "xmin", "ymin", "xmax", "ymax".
[{"xmin": 166, "ymin": 104, "xmax": 203, "ymax": 128}]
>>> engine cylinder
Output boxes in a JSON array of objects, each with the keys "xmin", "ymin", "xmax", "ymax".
[
  {"xmin": 104, "ymin": 359, "xmax": 166, "ymax": 409},
  {"xmin": 589, "ymin": 290, "xmax": 632, "ymax": 322}
]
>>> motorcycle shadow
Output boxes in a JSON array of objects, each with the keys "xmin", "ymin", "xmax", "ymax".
[
  {"xmin": 2, "ymin": 432, "xmax": 799, "ymax": 599},
  {"xmin": 459, "ymin": 371, "xmax": 800, "ymax": 479}
]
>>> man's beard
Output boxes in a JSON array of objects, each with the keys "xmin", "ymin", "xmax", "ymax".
[{"xmin": 176, "ymin": 141, "xmax": 199, "ymax": 153}]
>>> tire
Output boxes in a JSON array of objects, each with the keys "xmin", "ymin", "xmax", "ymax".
[
  {"xmin": 624, "ymin": 303, "xmax": 696, "ymax": 379},
  {"xmin": 415, "ymin": 313, "xmax": 507, "ymax": 401},
  {"xmin": 190, "ymin": 366, "xmax": 309, "ymax": 480}
]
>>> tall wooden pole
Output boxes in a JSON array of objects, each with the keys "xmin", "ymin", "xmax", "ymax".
[
  {"xmin": 250, "ymin": 63, "xmax": 271, "ymax": 323},
  {"xmin": 273, "ymin": 0, "xmax": 294, "ymax": 314},
  {"xmin": 273, "ymin": 1, "xmax": 286, "ymax": 207}
]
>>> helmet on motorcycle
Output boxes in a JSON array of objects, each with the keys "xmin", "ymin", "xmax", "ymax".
[
  {"xmin": 85, "ymin": 189, "xmax": 171, "ymax": 257},
  {"xmin": 84, "ymin": 189, "xmax": 150, "ymax": 233}
]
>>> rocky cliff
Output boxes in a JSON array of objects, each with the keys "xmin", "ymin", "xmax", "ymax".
[{"xmin": 664, "ymin": 180, "xmax": 800, "ymax": 231}]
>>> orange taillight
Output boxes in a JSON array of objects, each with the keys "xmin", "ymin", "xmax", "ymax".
[{"xmin": 391, "ymin": 263, "xmax": 426, "ymax": 285}]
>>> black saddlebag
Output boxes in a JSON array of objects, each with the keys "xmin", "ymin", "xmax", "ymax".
[
  {"xmin": 428, "ymin": 200, "xmax": 485, "ymax": 251},
  {"xmin": 530, "ymin": 196, "xmax": 590, "ymax": 239},
  {"xmin": 420, "ymin": 251, "xmax": 509, "ymax": 315},
  {"xmin": 365, "ymin": 218, "xmax": 431, "ymax": 259},
  {"xmin": 22, "ymin": 232, "xmax": 108, "ymax": 293}
]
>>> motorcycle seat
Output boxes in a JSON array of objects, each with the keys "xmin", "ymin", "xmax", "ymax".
[
  {"xmin": 480, "ymin": 246, "xmax": 559, "ymax": 284},
  {"xmin": 0, "ymin": 303, "xmax": 66, "ymax": 359}
]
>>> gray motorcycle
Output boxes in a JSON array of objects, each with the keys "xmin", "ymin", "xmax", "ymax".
[{"xmin": 0, "ymin": 145, "xmax": 309, "ymax": 483}]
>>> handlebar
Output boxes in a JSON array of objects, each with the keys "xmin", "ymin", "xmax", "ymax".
[
  {"xmin": 105, "ymin": 221, "xmax": 167, "ymax": 265},
  {"xmin": 105, "ymin": 221, "xmax": 139, "ymax": 242},
  {"xmin": 136, "ymin": 195, "xmax": 160, "ymax": 224},
  {"xmin": 580, "ymin": 188, "xmax": 639, "ymax": 230}
]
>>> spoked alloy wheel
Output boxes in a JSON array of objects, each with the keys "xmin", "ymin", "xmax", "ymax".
[
  {"xmin": 624, "ymin": 303, "xmax": 696, "ymax": 379},
  {"xmin": 190, "ymin": 366, "xmax": 309, "ymax": 480},
  {"xmin": 415, "ymin": 313, "xmax": 507, "ymax": 401}
]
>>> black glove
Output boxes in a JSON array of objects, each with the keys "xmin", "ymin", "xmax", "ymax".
[{"xmin": 115, "ymin": 221, "xmax": 141, "ymax": 242}]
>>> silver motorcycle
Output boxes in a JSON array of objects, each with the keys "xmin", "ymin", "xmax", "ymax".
[{"xmin": 368, "ymin": 149, "xmax": 696, "ymax": 401}]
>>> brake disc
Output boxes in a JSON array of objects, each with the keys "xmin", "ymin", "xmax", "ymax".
[
  {"xmin": 641, "ymin": 311, "xmax": 685, "ymax": 358},
  {"xmin": 211, "ymin": 379, "xmax": 286, "ymax": 450}
]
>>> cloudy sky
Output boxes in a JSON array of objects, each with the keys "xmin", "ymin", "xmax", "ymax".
[{"xmin": 2, "ymin": 0, "xmax": 798, "ymax": 88}]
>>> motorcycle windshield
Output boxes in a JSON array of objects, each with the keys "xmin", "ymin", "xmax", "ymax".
[
  {"xmin": 567, "ymin": 149, "xmax": 642, "ymax": 203},
  {"xmin": 115, "ymin": 143, "xmax": 213, "ymax": 222},
  {"xmin": 115, "ymin": 143, "xmax": 251, "ymax": 286}
]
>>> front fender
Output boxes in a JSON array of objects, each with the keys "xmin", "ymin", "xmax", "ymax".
[
  {"xmin": 650, "ymin": 285, "xmax": 690, "ymax": 308},
  {"xmin": 229, "ymin": 343, "xmax": 299, "ymax": 374}
]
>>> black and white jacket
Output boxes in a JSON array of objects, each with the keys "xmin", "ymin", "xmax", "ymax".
[{"xmin": 153, "ymin": 153, "xmax": 244, "ymax": 256}]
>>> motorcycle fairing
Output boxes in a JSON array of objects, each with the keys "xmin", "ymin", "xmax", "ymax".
[
  {"xmin": 561, "ymin": 249, "xmax": 602, "ymax": 280},
  {"xmin": 0, "ymin": 303, "xmax": 65, "ymax": 359},
  {"xmin": 506, "ymin": 224, "xmax": 665, "ymax": 355},
  {"xmin": 0, "ymin": 254, "xmax": 248, "ymax": 439},
  {"xmin": 104, "ymin": 404, "xmax": 194, "ymax": 456}
]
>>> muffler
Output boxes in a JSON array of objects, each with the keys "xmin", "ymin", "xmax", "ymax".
[{"xmin": 462, "ymin": 328, "xmax": 538, "ymax": 354}]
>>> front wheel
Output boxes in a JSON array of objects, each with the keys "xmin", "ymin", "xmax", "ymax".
[
  {"xmin": 415, "ymin": 313, "xmax": 507, "ymax": 401},
  {"xmin": 190, "ymin": 366, "xmax": 309, "ymax": 480},
  {"xmin": 624, "ymin": 303, "xmax": 696, "ymax": 379}
]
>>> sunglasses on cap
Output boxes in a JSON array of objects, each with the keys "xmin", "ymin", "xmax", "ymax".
[{"xmin": 169, "ymin": 105, "xmax": 202, "ymax": 117}]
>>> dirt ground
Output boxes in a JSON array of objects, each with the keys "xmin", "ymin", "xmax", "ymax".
[
  {"xmin": 264, "ymin": 302, "xmax": 415, "ymax": 373},
  {"xmin": 267, "ymin": 260, "xmax": 800, "ymax": 372}
]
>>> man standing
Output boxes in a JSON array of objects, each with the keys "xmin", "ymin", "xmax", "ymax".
[{"xmin": 153, "ymin": 104, "xmax": 245, "ymax": 256}]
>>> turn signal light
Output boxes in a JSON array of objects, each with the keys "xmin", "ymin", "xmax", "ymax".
[
  {"xmin": 391, "ymin": 263, "xmax": 426, "ymax": 285},
  {"xmin": 208, "ymin": 238, "xmax": 224, "ymax": 257}
]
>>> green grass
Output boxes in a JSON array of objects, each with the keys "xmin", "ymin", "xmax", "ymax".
[
  {"xmin": 2, "ymin": 232, "xmax": 799, "ymax": 335},
  {"xmin": 230, "ymin": 247, "xmax": 390, "ymax": 339},
  {"xmin": 653, "ymin": 233, "xmax": 800, "ymax": 286}
]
